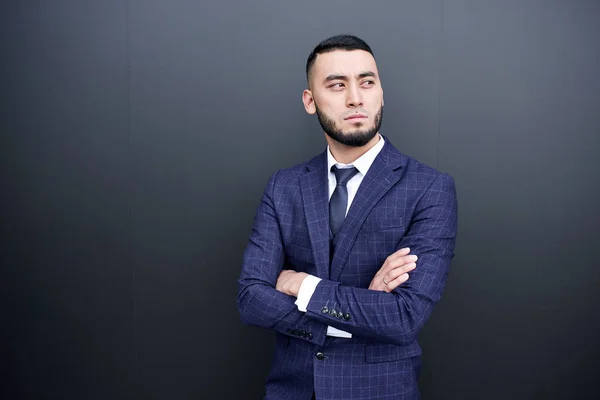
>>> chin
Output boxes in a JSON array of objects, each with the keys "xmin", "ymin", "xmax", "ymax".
[{"xmin": 342, "ymin": 123, "xmax": 366, "ymax": 132}]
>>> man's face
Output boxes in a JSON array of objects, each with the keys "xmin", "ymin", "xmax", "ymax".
[{"xmin": 303, "ymin": 50, "xmax": 384, "ymax": 147}]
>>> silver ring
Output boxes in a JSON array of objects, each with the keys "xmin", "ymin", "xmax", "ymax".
[{"xmin": 383, "ymin": 276, "xmax": 388, "ymax": 285}]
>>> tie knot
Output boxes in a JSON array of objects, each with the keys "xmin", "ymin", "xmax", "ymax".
[{"xmin": 332, "ymin": 166, "xmax": 359, "ymax": 187}]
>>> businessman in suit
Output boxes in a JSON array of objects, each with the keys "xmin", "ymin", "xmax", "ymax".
[{"xmin": 237, "ymin": 35, "xmax": 458, "ymax": 400}]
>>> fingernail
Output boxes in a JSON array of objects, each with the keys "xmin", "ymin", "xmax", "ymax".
[{"xmin": 409, "ymin": 255, "xmax": 418, "ymax": 261}]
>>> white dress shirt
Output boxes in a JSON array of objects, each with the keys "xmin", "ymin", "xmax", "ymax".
[{"xmin": 294, "ymin": 134, "xmax": 386, "ymax": 338}]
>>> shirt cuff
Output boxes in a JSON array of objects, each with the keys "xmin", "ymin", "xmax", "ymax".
[
  {"xmin": 327, "ymin": 326, "xmax": 352, "ymax": 338},
  {"xmin": 294, "ymin": 275, "xmax": 321, "ymax": 312}
]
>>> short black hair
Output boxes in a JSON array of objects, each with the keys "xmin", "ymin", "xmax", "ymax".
[{"xmin": 306, "ymin": 35, "xmax": 374, "ymax": 82}]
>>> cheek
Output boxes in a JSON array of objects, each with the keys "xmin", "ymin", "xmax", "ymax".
[
  {"xmin": 316, "ymin": 100, "xmax": 343, "ymax": 118},
  {"xmin": 314, "ymin": 96, "xmax": 338, "ymax": 112},
  {"xmin": 367, "ymin": 91, "xmax": 383, "ymax": 105}
]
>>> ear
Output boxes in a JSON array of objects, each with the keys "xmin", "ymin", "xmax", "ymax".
[
  {"xmin": 381, "ymin": 89, "xmax": 384, "ymax": 107},
  {"xmin": 302, "ymin": 89, "xmax": 316, "ymax": 115}
]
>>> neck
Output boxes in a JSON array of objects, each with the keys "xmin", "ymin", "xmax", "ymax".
[{"xmin": 326, "ymin": 134, "xmax": 381, "ymax": 164}]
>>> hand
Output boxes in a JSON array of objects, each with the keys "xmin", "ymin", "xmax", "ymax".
[
  {"xmin": 369, "ymin": 247, "xmax": 417, "ymax": 293},
  {"xmin": 276, "ymin": 270, "xmax": 308, "ymax": 297}
]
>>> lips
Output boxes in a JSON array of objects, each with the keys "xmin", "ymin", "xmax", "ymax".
[{"xmin": 345, "ymin": 114, "xmax": 367, "ymax": 120}]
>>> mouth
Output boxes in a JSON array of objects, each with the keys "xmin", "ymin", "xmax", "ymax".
[{"xmin": 345, "ymin": 114, "xmax": 367, "ymax": 120}]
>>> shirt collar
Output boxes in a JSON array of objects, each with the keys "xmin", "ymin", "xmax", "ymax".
[{"xmin": 327, "ymin": 134, "xmax": 385, "ymax": 176}]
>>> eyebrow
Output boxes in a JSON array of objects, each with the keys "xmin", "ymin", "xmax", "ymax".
[{"xmin": 324, "ymin": 71, "xmax": 377, "ymax": 83}]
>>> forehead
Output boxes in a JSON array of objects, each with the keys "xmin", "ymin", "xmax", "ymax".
[{"xmin": 312, "ymin": 50, "xmax": 379, "ymax": 80}]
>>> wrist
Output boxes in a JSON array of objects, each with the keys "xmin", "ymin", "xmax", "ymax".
[{"xmin": 292, "ymin": 272, "xmax": 308, "ymax": 297}]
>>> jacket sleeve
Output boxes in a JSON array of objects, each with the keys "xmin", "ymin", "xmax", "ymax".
[
  {"xmin": 304, "ymin": 173, "xmax": 458, "ymax": 346},
  {"xmin": 236, "ymin": 171, "xmax": 328, "ymax": 346}
]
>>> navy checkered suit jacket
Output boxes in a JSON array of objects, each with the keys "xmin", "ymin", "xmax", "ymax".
[{"xmin": 237, "ymin": 137, "xmax": 458, "ymax": 400}]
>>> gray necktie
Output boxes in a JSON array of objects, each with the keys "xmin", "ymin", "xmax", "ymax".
[{"xmin": 330, "ymin": 166, "xmax": 359, "ymax": 236}]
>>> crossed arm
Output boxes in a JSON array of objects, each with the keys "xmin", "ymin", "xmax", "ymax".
[
  {"xmin": 237, "ymin": 172, "xmax": 457, "ymax": 346},
  {"xmin": 277, "ymin": 246, "xmax": 418, "ymax": 297}
]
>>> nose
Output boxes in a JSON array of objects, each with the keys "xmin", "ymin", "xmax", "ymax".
[{"xmin": 346, "ymin": 84, "xmax": 363, "ymax": 108}]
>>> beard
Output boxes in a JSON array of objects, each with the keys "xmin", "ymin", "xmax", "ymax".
[{"xmin": 315, "ymin": 104, "xmax": 383, "ymax": 147}]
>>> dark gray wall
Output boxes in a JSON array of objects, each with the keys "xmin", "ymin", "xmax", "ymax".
[{"xmin": 1, "ymin": 1, "xmax": 598, "ymax": 399}]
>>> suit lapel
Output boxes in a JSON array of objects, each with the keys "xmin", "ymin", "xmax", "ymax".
[
  {"xmin": 300, "ymin": 151, "xmax": 331, "ymax": 279},
  {"xmin": 330, "ymin": 139, "xmax": 404, "ymax": 281}
]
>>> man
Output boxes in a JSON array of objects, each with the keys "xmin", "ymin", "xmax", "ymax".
[{"xmin": 237, "ymin": 35, "xmax": 458, "ymax": 400}]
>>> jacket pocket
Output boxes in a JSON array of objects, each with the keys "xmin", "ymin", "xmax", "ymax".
[
  {"xmin": 359, "ymin": 217, "xmax": 404, "ymax": 234},
  {"xmin": 364, "ymin": 342, "xmax": 421, "ymax": 363}
]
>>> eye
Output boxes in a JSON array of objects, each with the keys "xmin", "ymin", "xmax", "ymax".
[
  {"xmin": 361, "ymin": 80, "xmax": 375, "ymax": 87},
  {"xmin": 329, "ymin": 82, "xmax": 345, "ymax": 90}
]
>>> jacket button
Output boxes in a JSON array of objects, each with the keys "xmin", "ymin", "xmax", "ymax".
[
  {"xmin": 343, "ymin": 313, "xmax": 350, "ymax": 321},
  {"xmin": 337, "ymin": 311, "xmax": 344, "ymax": 319},
  {"xmin": 321, "ymin": 306, "xmax": 329, "ymax": 314},
  {"xmin": 308, "ymin": 332, "xmax": 313, "ymax": 339},
  {"xmin": 315, "ymin": 352, "xmax": 325, "ymax": 361},
  {"xmin": 301, "ymin": 331, "xmax": 307, "ymax": 338},
  {"xmin": 329, "ymin": 309, "xmax": 336, "ymax": 317}
]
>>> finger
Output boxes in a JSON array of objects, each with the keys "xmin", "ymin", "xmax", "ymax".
[
  {"xmin": 381, "ymin": 248, "xmax": 410, "ymax": 272},
  {"xmin": 387, "ymin": 254, "xmax": 418, "ymax": 271},
  {"xmin": 381, "ymin": 262, "xmax": 415, "ymax": 291},
  {"xmin": 370, "ymin": 271, "xmax": 394, "ymax": 291},
  {"xmin": 390, "ymin": 256, "xmax": 418, "ymax": 272},
  {"xmin": 368, "ymin": 279, "xmax": 386, "ymax": 292},
  {"xmin": 385, "ymin": 273, "xmax": 410, "ymax": 292},
  {"xmin": 378, "ymin": 254, "xmax": 417, "ymax": 278},
  {"xmin": 378, "ymin": 250, "xmax": 411, "ymax": 273},
  {"xmin": 387, "ymin": 262, "xmax": 416, "ymax": 281},
  {"xmin": 385, "ymin": 247, "xmax": 411, "ymax": 263},
  {"xmin": 381, "ymin": 247, "xmax": 410, "ymax": 268}
]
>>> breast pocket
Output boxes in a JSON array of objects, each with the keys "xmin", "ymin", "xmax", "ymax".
[
  {"xmin": 360, "ymin": 216, "xmax": 404, "ymax": 234},
  {"xmin": 359, "ymin": 192, "xmax": 411, "ymax": 234},
  {"xmin": 354, "ymin": 214, "xmax": 406, "ymax": 264}
]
